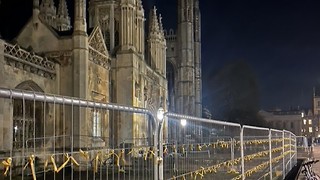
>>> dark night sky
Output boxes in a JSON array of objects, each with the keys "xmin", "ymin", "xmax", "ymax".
[{"xmin": 1, "ymin": 0, "xmax": 320, "ymax": 111}]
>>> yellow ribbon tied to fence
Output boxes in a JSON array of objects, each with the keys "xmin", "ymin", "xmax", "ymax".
[
  {"xmin": 93, "ymin": 151, "xmax": 102, "ymax": 173},
  {"xmin": 80, "ymin": 149, "xmax": 90, "ymax": 161},
  {"xmin": 118, "ymin": 149, "xmax": 126, "ymax": 165},
  {"xmin": 163, "ymin": 145, "xmax": 168, "ymax": 155},
  {"xmin": 196, "ymin": 144, "xmax": 202, "ymax": 151},
  {"xmin": 1, "ymin": 157, "xmax": 12, "ymax": 176},
  {"xmin": 180, "ymin": 145, "xmax": 185, "ymax": 154},
  {"xmin": 144, "ymin": 147, "xmax": 156, "ymax": 160},
  {"xmin": 51, "ymin": 153, "xmax": 79, "ymax": 173},
  {"xmin": 23, "ymin": 155, "xmax": 36, "ymax": 180}
]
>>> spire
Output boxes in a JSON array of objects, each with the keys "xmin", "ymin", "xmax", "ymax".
[
  {"xmin": 57, "ymin": 0, "xmax": 69, "ymax": 18},
  {"xmin": 39, "ymin": 0, "xmax": 56, "ymax": 27},
  {"xmin": 40, "ymin": 0, "xmax": 56, "ymax": 19},
  {"xmin": 158, "ymin": 14, "xmax": 165, "ymax": 39},
  {"xmin": 33, "ymin": 0, "xmax": 39, "ymax": 9},
  {"xmin": 149, "ymin": 6, "xmax": 160, "ymax": 35},
  {"xmin": 56, "ymin": 0, "xmax": 71, "ymax": 31},
  {"xmin": 33, "ymin": 0, "xmax": 40, "ymax": 26},
  {"xmin": 137, "ymin": 0, "xmax": 144, "ymax": 13}
]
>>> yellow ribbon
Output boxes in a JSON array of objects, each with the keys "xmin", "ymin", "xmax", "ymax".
[
  {"xmin": 163, "ymin": 146, "xmax": 168, "ymax": 154},
  {"xmin": 173, "ymin": 145, "xmax": 177, "ymax": 153},
  {"xmin": 51, "ymin": 153, "xmax": 79, "ymax": 173},
  {"xmin": 80, "ymin": 149, "xmax": 90, "ymax": 161},
  {"xmin": 144, "ymin": 148, "xmax": 156, "ymax": 160},
  {"xmin": 180, "ymin": 145, "xmax": 185, "ymax": 154},
  {"xmin": 227, "ymin": 168, "xmax": 240, "ymax": 174},
  {"xmin": 118, "ymin": 149, "xmax": 126, "ymax": 166},
  {"xmin": 197, "ymin": 144, "xmax": 202, "ymax": 151},
  {"xmin": 23, "ymin": 155, "xmax": 36, "ymax": 180},
  {"xmin": 189, "ymin": 144, "xmax": 194, "ymax": 151},
  {"xmin": 93, "ymin": 151, "xmax": 102, "ymax": 173},
  {"xmin": 2, "ymin": 157, "xmax": 12, "ymax": 176}
]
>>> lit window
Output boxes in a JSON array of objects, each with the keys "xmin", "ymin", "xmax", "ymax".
[
  {"xmin": 93, "ymin": 111, "xmax": 101, "ymax": 137},
  {"xmin": 309, "ymin": 119, "xmax": 312, "ymax": 125},
  {"xmin": 303, "ymin": 119, "xmax": 307, "ymax": 125},
  {"xmin": 309, "ymin": 127, "xmax": 313, "ymax": 133}
]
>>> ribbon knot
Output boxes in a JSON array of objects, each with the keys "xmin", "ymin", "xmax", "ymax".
[{"xmin": 2, "ymin": 157, "xmax": 12, "ymax": 176}]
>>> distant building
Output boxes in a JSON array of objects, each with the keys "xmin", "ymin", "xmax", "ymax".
[
  {"xmin": 301, "ymin": 110, "xmax": 320, "ymax": 138},
  {"xmin": 313, "ymin": 86, "xmax": 320, "ymax": 116},
  {"xmin": 259, "ymin": 109, "xmax": 303, "ymax": 136}
]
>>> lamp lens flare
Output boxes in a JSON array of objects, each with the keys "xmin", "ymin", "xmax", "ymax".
[
  {"xmin": 157, "ymin": 107, "xmax": 164, "ymax": 121},
  {"xmin": 181, "ymin": 119, "xmax": 187, "ymax": 126}
]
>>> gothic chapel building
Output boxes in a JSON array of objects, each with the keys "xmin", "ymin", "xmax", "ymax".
[{"xmin": 0, "ymin": 0, "xmax": 201, "ymax": 151}]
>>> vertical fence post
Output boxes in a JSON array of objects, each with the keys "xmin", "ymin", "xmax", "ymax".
[
  {"xmin": 240, "ymin": 126, "xmax": 245, "ymax": 180},
  {"xmin": 158, "ymin": 117, "xmax": 165, "ymax": 180},
  {"xmin": 153, "ymin": 116, "xmax": 159, "ymax": 180},
  {"xmin": 231, "ymin": 137, "xmax": 235, "ymax": 170},
  {"xmin": 294, "ymin": 135, "xmax": 297, "ymax": 165},
  {"xmin": 282, "ymin": 130, "xmax": 285, "ymax": 179},
  {"xmin": 269, "ymin": 129, "xmax": 273, "ymax": 180},
  {"xmin": 289, "ymin": 133, "xmax": 292, "ymax": 170}
]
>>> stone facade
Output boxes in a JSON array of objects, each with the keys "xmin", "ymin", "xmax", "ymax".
[
  {"xmin": 165, "ymin": 0, "xmax": 202, "ymax": 117},
  {"xmin": 0, "ymin": 0, "xmax": 202, "ymax": 151}
]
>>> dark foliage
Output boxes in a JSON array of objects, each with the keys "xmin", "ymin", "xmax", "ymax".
[{"xmin": 208, "ymin": 60, "xmax": 267, "ymax": 126}]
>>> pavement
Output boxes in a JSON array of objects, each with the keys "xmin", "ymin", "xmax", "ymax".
[
  {"xmin": 311, "ymin": 145, "xmax": 320, "ymax": 176},
  {"xmin": 297, "ymin": 145, "xmax": 320, "ymax": 179}
]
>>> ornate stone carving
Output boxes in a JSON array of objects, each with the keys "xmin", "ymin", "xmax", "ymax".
[
  {"xmin": 146, "ymin": 68, "xmax": 159, "ymax": 83},
  {"xmin": 134, "ymin": 81, "xmax": 141, "ymax": 99},
  {"xmin": 46, "ymin": 50, "xmax": 72, "ymax": 66},
  {"xmin": 3, "ymin": 43, "xmax": 56, "ymax": 79},
  {"xmin": 89, "ymin": 26, "xmax": 110, "ymax": 69}
]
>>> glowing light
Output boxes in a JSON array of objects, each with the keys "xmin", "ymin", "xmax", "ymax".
[
  {"xmin": 157, "ymin": 107, "xmax": 164, "ymax": 121},
  {"xmin": 181, "ymin": 119, "xmax": 187, "ymax": 126}
]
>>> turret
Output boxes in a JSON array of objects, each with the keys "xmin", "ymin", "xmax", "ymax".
[
  {"xmin": 119, "ymin": 0, "xmax": 136, "ymax": 51},
  {"xmin": 194, "ymin": 0, "xmax": 202, "ymax": 117},
  {"xmin": 158, "ymin": 14, "xmax": 166, "ymax": 76},
  {"xmin": 72, "ymin": 0, "xmax": 89, "ymax": 147},
  {"xmin": 135, "ymin": 0, "xmax": 145, "ymax": 55},
  {"xmin": 176, "ymin": 0, "xmax": 195, "ymax": 115},
  {"xmin": 56, "ymin": 0, "xmax": 71, "ymax": 31},
  {"xmin": 147, "ymin": 7, "xmax": 166, "ymax": 76}
]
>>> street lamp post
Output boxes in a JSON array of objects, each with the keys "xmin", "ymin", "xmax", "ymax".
[{"xmin": 157, "ymin": 107, "xmax": 165, "ymax": 180}]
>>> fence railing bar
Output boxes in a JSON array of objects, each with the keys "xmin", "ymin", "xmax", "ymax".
[
  {"xmin": 165, "ymin": 112, "xmax": 241, "ymax": 127},
  {"xmin": 243, "ymin": 125, "xmax": 269, "ymax": 131},
  {"xmin": 0, "ymin": 87, "xmax": 154, "ymax": 116}
]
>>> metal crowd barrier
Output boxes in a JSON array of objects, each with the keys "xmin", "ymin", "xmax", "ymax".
[{"xmin": 0, "ymin": 88, "xmax": 297, "ymax": 180}]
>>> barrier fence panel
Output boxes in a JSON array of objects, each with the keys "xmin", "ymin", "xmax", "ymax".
[
  {"xmin": 0, "ymin": 88, "xmax": 299, "ymax": 180},
  {"xmin": 283, "ymin": 130, "xmax": 297, "ymax": 177},
  {"xmin": 270, "ymin": 129, "xmax": 285, "ymax": 179},
  {"xmin": 0, "ymin": 88, "xmax": 158, "ymax": 180},
  {"xmin": 241, "ymin": 126, "xmax": 270, "ymax": 180},
  {"xmin": 162, "ymin": 113, "xmax": 242, "ymax": 180},
  {"xmin": 296, "ymin": 136, "xmax": 309, "ymax": 159}
]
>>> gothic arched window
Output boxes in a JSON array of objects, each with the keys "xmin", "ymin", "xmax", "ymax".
[{"xmin": 13, "ymin": 81, "xmax": 44, "ymax": 149}]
